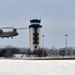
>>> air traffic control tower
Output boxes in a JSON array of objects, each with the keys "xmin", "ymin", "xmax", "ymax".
[{"xmin": 29, "ymin": 19, "xmax": 42, "ymax": 51}]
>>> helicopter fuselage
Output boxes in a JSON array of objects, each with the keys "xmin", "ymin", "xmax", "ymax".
[
  {"xmin": 0, "ymin": 27, "xmax": 28, "ymax": 39},
  {"xmin": 0, "ymin": 30, "xmax": 18, "ymax": 39}
]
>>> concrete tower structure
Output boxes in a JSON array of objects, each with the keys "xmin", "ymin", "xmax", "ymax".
[{"xmin": 29, "ymin": 19, "xmax": 42, "ymax": 51}]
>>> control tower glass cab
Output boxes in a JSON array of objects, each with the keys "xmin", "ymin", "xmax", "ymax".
[
  {"xmin": 30, "ymin": 19, "xmax": 41, "ymax": 25},
  {"xmin": 29, "ymin": 19, "xmax": 42, "ymax": 51}
]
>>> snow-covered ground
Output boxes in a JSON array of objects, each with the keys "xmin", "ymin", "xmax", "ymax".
[{"xmin": 0, "ymin": 60, "xmax": 75, "ymax": 75}]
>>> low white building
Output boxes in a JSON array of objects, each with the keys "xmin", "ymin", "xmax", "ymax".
[{"xmin": 13, "ymin": 54, "xmax": 26, "ymax": 58}]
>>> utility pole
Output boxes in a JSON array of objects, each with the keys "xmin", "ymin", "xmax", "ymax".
[
  {"xmin": 42, "ymin": 35, "xmax": 45, "ymax": 57},
  {"xmin": 65, "ymin": 34, "xmax": 68, "ymax": 56}
]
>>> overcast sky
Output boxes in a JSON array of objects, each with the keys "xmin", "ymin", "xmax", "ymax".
[{"xmin": 0, "ymin": 0, "xmax": 75, "ymax": 49}]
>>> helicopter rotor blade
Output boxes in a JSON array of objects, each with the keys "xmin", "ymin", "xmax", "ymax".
[
  {"xmin": 0, "ymin": 27, "xmax": 29, "ymax": 29},
  {"xmin": 0, "ymin": 27, "xmax": 14, "ymax": 29},
  {"xmin": 16, "ymin": 28, "xmax": 29, "ymax": 30}
]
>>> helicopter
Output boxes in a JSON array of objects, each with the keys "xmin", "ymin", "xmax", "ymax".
[{"xmin": 0, "ymin": 27, "xmax": 28, "ymax": 39}]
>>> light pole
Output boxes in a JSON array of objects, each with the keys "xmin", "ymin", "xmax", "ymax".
[
  {"xmin": 42, "ymin": 35, "xmax": 45, "ymax": 57},
  {"xmin": 65, "ymin": 34, "xmax": 68, "ymax": 56}
]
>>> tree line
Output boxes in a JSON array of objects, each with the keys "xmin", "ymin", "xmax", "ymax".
[
  {"xmin": 0, "ymin": 47, "xmax": 48, "ymax": 58},
  {"xmin": 0, "ymin": 46, "xmax": 75, "ymax": 58},
  {"xmin": 0, "ymin": 47, "xmax": 20, "ymax": 58}
]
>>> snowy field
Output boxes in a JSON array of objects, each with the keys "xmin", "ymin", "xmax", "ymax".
[{"xmin": 0, "ymin": 60, "xmax": 75, "ymax": 75}]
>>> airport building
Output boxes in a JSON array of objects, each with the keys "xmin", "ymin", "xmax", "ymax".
[{"xmin": 29, "ymin": 19, "xmax": 42, "ymax": 51}]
